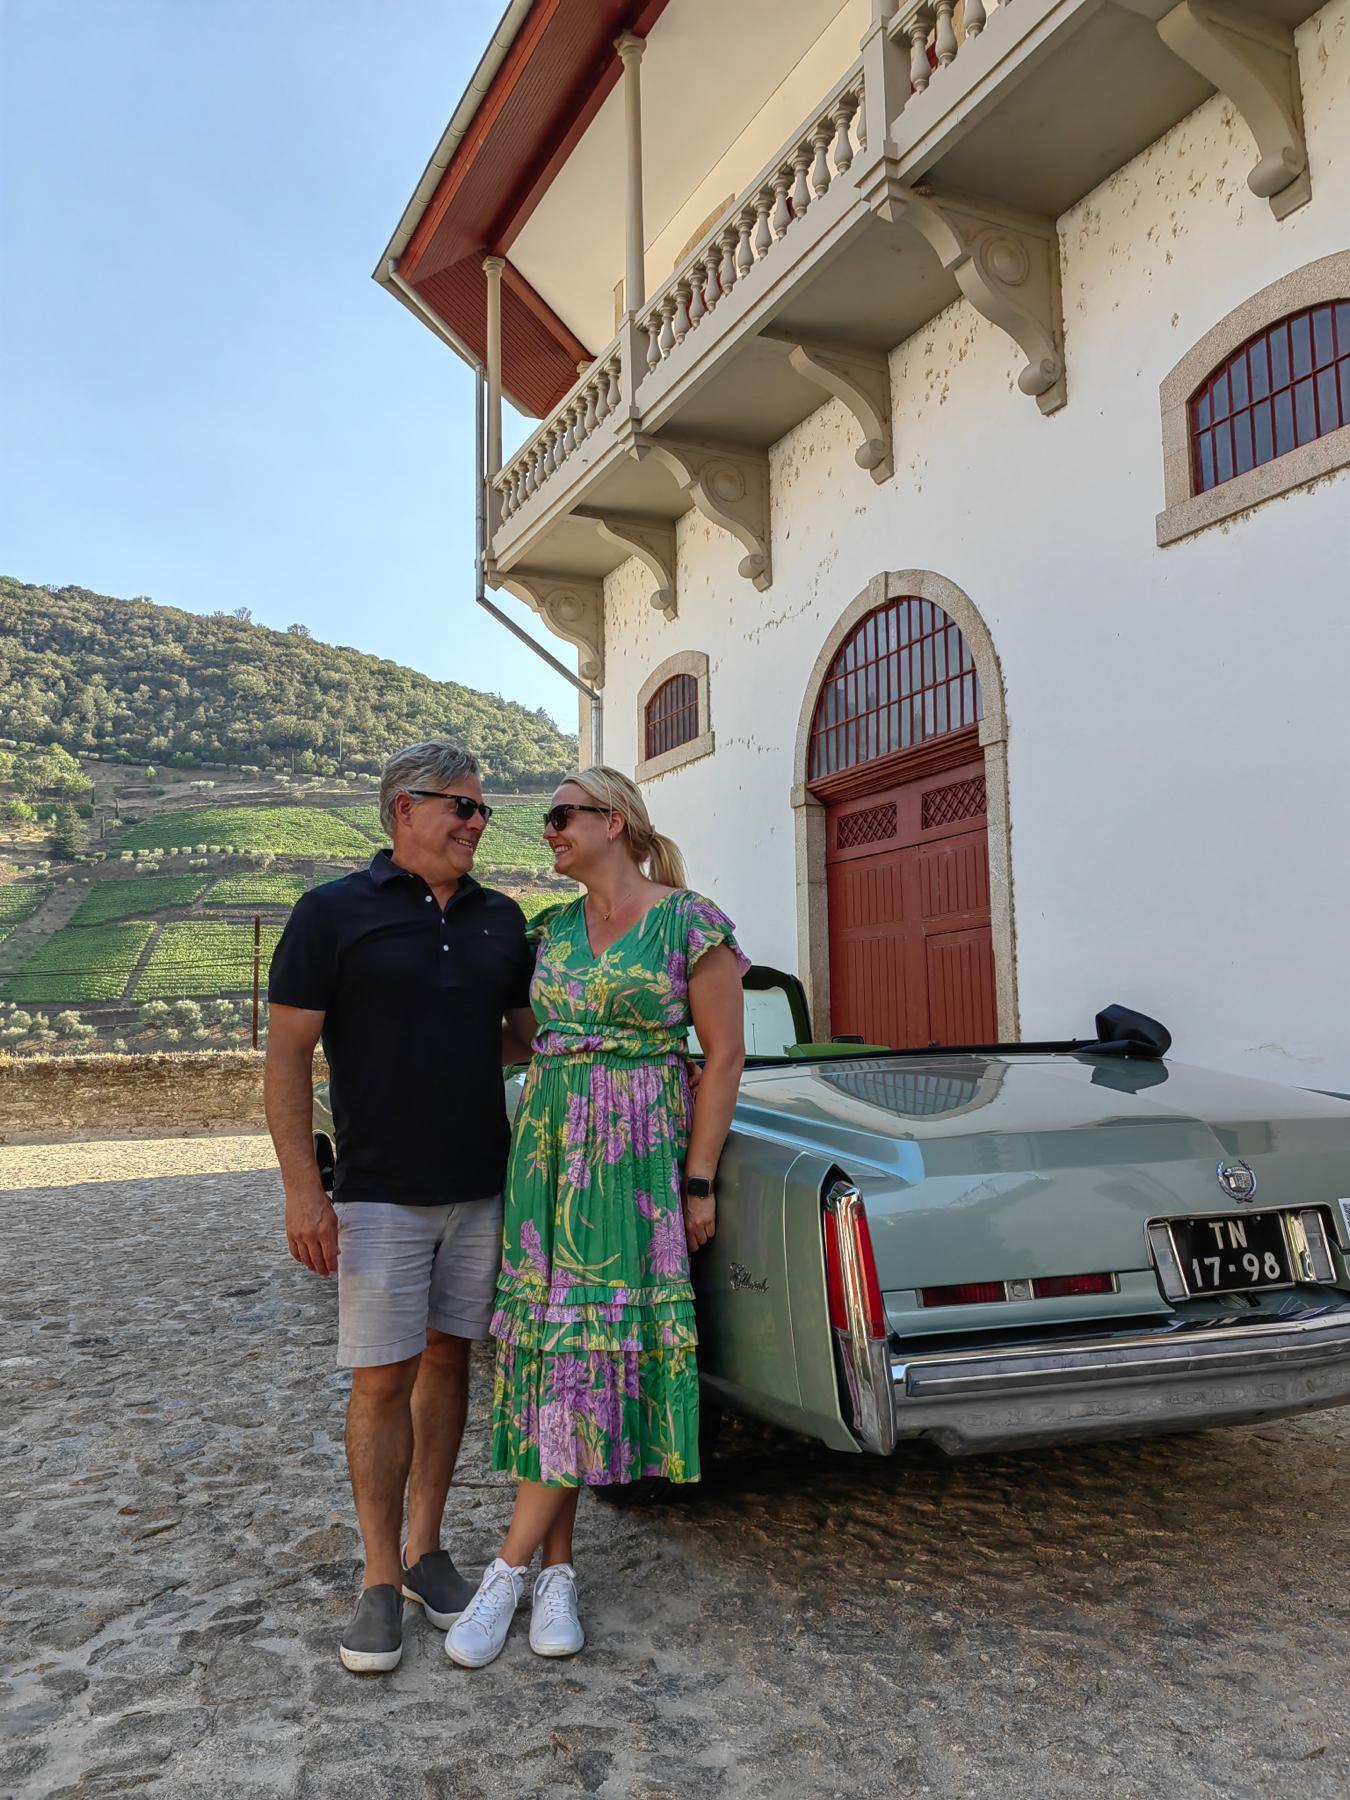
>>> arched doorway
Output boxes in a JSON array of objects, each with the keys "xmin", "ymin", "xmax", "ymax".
[{"xmin": 795, "ymin": 574, "xmax": 1015, "ymax": 1048}]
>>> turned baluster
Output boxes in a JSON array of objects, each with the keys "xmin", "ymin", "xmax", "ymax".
[
  {"xmin": 687, "ymin": 266, "xmax": 705, "ymax": 329},
  {"xmin": 671, "ymin": 280, "xmax": 692, "ymax": 343},
  {"xmin": 658, "ymin": 295, "xmax": 677, "ymax": 358},
  {"xmin": 594, "ymin": 373, "xmax": 611, "ymax": 422},
  {"xmin": 856, "ymin": 86, "xmax": 867, "ymax": 150},
  {"xmin": 605, "ymin": 356, "xmax": 621, "ymax": 413},
  {"xmin": 497, "ymin": 478, "xmax": 512, "ymax": 522},
  {"xmin": 908, "ymin": 13, "xmax": 932, "ymax": 91},
  {"xmin": 771, "ymin": 169, "xmax": 793, "ymax": 238},
  {"xmin": 735, "ymin": 208, "xmax": 756, "ymax": 277},
  {"xmin": 560, "ymin": 409, "xmax": 576, "ymax": 459},
  {"xmin": 831, "ymin": 95, "xmax": 858, "ymax": 175},
  {"xmin": 753, "ymin": 189, "xmax": 774, "ymax": 259},
  {"xmin": 719, "ymin": 228, "xmax": 739, "ymax": 296},
  {"xmin": 964, "ymin": 0, "xmax": 987, "ymax": 34},
  {"xmin": 524, "ymin": 451, "xmax": 537, "ymax": 497},
  {"xmin": 645, "ymin": 313, "xmax": 663, "ymax": 370},
  {"xmin": 572, "ymin": 398, "xmax": 588, "ymax": 448},
  {"xmin": 810, "ymin": 120, "xmax": 834, "ymax": 197},
  {"xmin": 934, "ymin": 0, "xmax": 957, "ymax": 65},
  {"xmin": 701, "ymin": 246, "xmax": 722, "ymax": 312},
  {"xmin": 791, "ymin": 147, "xmax": 812, "ymax": 217}
]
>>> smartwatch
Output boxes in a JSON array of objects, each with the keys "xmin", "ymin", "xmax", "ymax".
[{"xmin": 683, "ymin": 1176, "xmax": 713, "ymax": 1199}]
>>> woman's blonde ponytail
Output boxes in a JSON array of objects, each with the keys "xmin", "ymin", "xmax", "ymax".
[{"xmin": 568, "ymin": 765, "xmax": 688, "ymax": 889}]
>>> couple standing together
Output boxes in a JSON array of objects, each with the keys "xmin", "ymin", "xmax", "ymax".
[{"xmin": 264, "ymin": 742, "xmax": 748, "ymax": 1674}]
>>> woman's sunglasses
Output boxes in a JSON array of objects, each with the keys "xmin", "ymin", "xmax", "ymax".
[
  {"xmin": 542, "ymin": 803, "xmax": 611, "ymax": 833},
  {"xmin": 406, "ymin": 790, "xmax": 494, "ymax": 822}
]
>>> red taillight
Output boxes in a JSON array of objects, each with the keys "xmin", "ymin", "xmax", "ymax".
[
  {"xmin": 919, "ymin": 1280, "xmax": 1007, "ymax": 1308},
  {"xmin": 824, "ymin": 1194, "xmax": 887, "ymax": 1339},
  {"xmin": 1031, "ymin": 1273, "xmax": 1115, "ymax": 1298}
]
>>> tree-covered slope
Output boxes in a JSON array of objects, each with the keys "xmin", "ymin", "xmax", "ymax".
[{"xmin": 0, "ymin": 578, "xmax": 577, "ymax": 786}]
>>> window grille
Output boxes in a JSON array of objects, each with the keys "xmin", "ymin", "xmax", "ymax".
[
  {"xmin": 808, "ymin": 598, "xmax": 982, "ymax": 781},
  {"xmin": 1190, "ymin": 302, "xmax": 1350, "ymax": 493},
  {"xmin": 644, "ymin": 673, "xmax": 699, "ymax": 760}
]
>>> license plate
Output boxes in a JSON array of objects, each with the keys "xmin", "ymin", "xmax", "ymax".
[{"xmin": 1168, "ymin": 1210, "xmax": 1292, "ymax": 1296}]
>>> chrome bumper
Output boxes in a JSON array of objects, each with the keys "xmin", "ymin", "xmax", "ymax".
[{"xmin": 883, "ymin": 1311, "xmax": 1350, "ymax": 1456}]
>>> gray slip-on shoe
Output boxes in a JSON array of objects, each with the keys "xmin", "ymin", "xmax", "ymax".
[
  {"xmin": 338, "ymin": 1584, "xmax": 404, "ymax": 1673},
  {"xmin": 401, "ymin": 1549, "xmax": 474, "ymax": 1630}
]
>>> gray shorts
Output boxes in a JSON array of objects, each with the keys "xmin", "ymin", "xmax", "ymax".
[{"xmin": 332, "ymin": 1196, "xmax": 504, "ymax": 1368}]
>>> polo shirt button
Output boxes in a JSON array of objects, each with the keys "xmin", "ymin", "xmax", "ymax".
[
  {"xmin": 442, "ymin": 944, "xmax": 449, "ymax": 952},
  {"xmin": 425, "ymin": 895, "xmax": 432, "ymax": 903}
]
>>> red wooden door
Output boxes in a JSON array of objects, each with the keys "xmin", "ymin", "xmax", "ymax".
[{"xmin": 826, "ymin": 758, "xmax": 995, "ymax": 1048}]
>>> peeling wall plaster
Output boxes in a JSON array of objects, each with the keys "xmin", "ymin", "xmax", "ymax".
[{"xmin": 598, "ymin": 0, "xmax": 1350, "ymax": 1089}]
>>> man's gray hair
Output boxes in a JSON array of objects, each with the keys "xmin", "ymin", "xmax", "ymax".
[{"xmin": 379, "ymin": 742, "xmax": 480, "ymax": 835}]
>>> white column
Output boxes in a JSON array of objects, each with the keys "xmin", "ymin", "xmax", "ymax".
[
  {"xmin": 615, "ymin": 33, "xmax": 647, "ymax": 314},
  {"xmin": 483, "ymin": 255, "xmax": 504, "ymax": 477}
]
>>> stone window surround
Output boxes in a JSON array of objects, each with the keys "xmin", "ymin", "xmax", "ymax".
[
  {"xmin": 635, "ymin": 650, "xmax": 714, "ymax": 783},
  {"xmin": 790, "ymin": 570, "xmax": 1018, "ymax": 1043},
  {"xmin": 1157, "ymin": 248, "xmax": 1350, "ymax": 547}
]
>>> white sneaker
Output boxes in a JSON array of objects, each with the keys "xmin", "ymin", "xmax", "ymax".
[
  {"xmin": 444, "ymin": 1558, "xmax": 526, "ymax": 1669},
  {"xmin": 529, "ymin": 1563, "xmax": 585, "ymax": 1658}
]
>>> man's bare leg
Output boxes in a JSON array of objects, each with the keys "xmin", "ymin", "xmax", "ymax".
[
  {"xmin": 404, "ymin": 1328, "xmax": 470, "ymax": 1564},
  {"xmin": 347, "ymin": 1356, "xmax": 420, "ymax": 1590}
]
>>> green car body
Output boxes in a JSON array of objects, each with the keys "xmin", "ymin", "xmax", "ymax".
[{"xmin": 318, "ymin": 973, "xmax": 1350, "ymax": 1457}]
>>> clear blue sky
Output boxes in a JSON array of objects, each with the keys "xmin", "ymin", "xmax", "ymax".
[{"xmin": 0, "ymin": 0, "xmax": 574, "ymax": 730}]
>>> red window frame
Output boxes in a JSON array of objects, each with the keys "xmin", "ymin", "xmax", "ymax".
[
  {"xmin": 1190, "ymin": 301, "xmax": 1350, "ymax": 494},
  {"xmin": 644, "ymin": 673, "xmax": 699, "ymax": 760},
  {"xmin": 808, "ymin": 597, "xmax": 982, "ymax": 782}
]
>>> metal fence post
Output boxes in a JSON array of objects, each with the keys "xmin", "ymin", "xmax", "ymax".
[{"xmin": 251, "ymin": 912, "xmax": 261, "ymax": 1050}]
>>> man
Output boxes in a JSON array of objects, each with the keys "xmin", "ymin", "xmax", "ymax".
[{"xmin": 265, "ymin": 742, "xmax": 536, "ymax": 1674}]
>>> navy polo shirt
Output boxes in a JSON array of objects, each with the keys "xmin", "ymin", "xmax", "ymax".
[{"xmin": 268, "ymin": 851, "xmax": 533, "ymax": 1203}]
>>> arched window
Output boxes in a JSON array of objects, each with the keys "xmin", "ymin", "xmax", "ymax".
[
  {"xmin": 808, "ymin": 596, "xmax": 982, "ymax": 782},
  {"xmin": 645, "ymin": 673, "xmax": 699, "ymax": 758},
  {"xmin": 1190, "ymin": 303, "xmax": 1350, "ymax": 493}
]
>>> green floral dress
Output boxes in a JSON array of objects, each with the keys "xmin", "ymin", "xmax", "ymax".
[{"xmin": 490, "ymin": 890, "xmax": 749, "ymax": 1488}]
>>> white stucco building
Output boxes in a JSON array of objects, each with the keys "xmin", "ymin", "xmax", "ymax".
[{"xmin": 379, "ymin": 0, "xmax": 1350, "ymax": 1089}]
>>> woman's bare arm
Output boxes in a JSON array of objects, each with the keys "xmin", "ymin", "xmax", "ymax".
[{"xmin": 683, "ymin": 944, "xmax": 747, "ymax": 1252}]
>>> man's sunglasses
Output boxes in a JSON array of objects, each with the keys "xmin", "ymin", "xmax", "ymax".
[
  {"xmin": 542, "ymin": 803, "xmax": 611, "ymax": 833},
  {"xmin": 406, "ymin": 790, "xmax": 494, "ymax": 822}
]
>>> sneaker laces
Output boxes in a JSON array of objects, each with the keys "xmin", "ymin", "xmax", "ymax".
[
  {"xmin": 535, "ymin": 1567, "xmax": 576, "ymax": 1625},
  {"xmin": 459, "ymin": 1564, "xmax": 518, "ymax": 1633}
]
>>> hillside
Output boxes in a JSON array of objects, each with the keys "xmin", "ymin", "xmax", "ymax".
[{"xmin": 0, "ymin": 577, "xmax": 576, "ymax": 786}]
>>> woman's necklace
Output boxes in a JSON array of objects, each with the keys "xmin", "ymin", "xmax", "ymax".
[{"xmin": 589, "ymin": 883, "xmax": 640, "ymax": 923}]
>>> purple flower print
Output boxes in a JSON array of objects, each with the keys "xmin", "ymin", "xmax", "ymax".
[
  {"xmin": 664, "ymin": 949, "xmax": 689, "ymax": 1002},
  {"xmin": 634, "ymin": 1189, "xmax": 657, "ymax": 1221},
  {"xmin": 646, "ymin": 1206, "xmax": 687, "ymax": 1278},
  {"xmin": 537, "ymin": 1400, "xmax": 577, "ymax": 1482},
  {"xmin": 520, "ymin": 1219, "xmax": 550, "ymax": 1282},
  {"xmin": 549, "ymin": 1352, "xmax": 591, "ymax": 1410},
  {"xmin": 622, "ymin": 1351, "xmax": 640, "ymax": 1402},
  {"xmin": 565, "ymin": 1092, "xmax": 589, "ymax": 1145},
  {"xmin": 566, "ymin": 1150, "xmax": 591, "ymax": 1190}
]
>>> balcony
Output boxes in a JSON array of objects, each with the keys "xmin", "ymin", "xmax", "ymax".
[{"xmin": 485, "ymin": 0, "xmax": 1319, "ymax": 681}]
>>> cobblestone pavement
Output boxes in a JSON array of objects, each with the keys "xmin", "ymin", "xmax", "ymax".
[{"xmin": 2, "ymin": 1139, "xmax": 1348, "ymax": 1800}]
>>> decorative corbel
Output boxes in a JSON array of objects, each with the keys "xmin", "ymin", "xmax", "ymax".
[
  {"xmin": 760, "ymin": 330, "xmax": 893, "ymax": 482},
  {"xmin": 1156, "ymin": 0, "xmax": 1309, "ymax": 218},
  {"xmin": 493, "ymin": 570, "xmax": 604, "ymax": 688},
  {"xmin": 887, "ymin": 187, "xmax": 1066, "ymax": 415},
  {"xmin": 574, "ymin": 508, "xmax": 678, "ymax": 619},
  {"xmin": 631, "ymin": 437, "xmax": 772, "ymax": 590}
]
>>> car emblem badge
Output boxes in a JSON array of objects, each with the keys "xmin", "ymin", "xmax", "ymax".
[{"xmin": 1216, "ymin": 1159, "xmax": 1257, "ymax": 1202}]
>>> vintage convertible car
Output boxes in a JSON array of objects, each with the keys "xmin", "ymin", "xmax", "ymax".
[{"xmin": 315, "ymin": 974, "xmax": 1350, "ymax": 1462}]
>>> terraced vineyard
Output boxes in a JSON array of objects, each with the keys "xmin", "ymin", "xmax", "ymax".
[
  {"xmin": 3, "ymin": 922, "xmax": 155, "ymax": 1003},
  {"xmin": 326, "ymin": 806, "xmax": 385, "ymax": 843},
  {"xmin": 485, "ymin": 801, "xmax": 554, "ymax": 873},
  {"xmin": 116, "ymin": 806, "xmax": 373, "ymax": 857},
  {"xmin": 137, "ymin": 921, "xmax": 286, "ymax": 998},
  {"xmin": 69, "ymin": 874, "xmax": 209, "ymax": 927},
  {"xmin": 0, "ymin": 886, "xmax": 49, "ymax": 924},
  {"xmin": 205, "ymin": 873, "xmax": 308, "ymax": 908}
]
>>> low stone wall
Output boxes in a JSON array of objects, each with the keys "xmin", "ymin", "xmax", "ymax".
[{"xmin": 0, "ymin": 1051, "xmax": 277, "ymax": 1143}]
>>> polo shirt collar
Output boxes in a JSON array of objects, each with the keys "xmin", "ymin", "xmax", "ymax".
[{"xmin": 368, "ymin": 849, "xmax": 482, "ymax": 901}]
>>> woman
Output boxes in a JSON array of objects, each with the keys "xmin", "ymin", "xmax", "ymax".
[{"xmin": 446, "ymin": 766, "xmax": 748, "ymax": 1668}]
